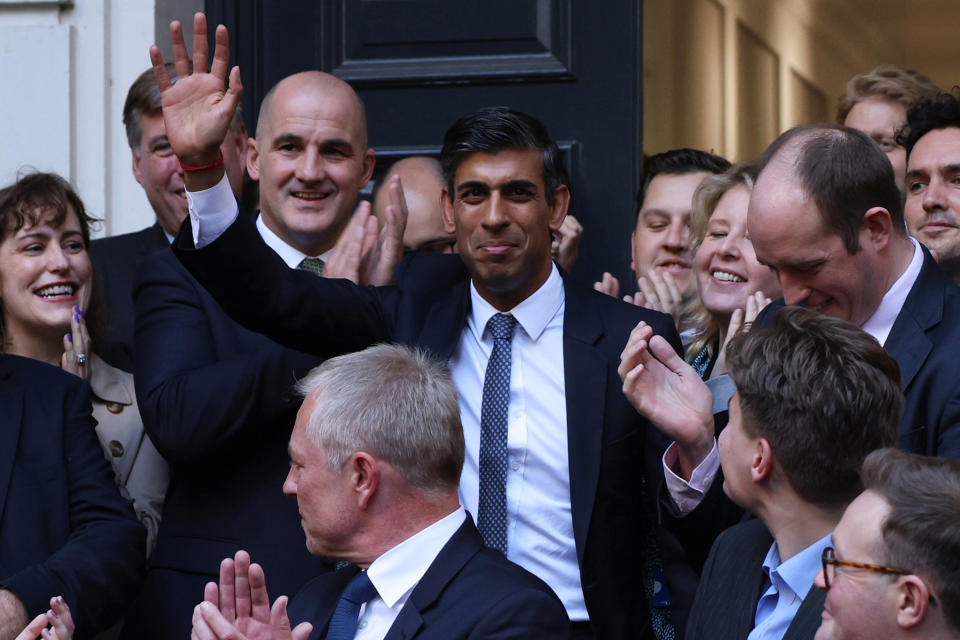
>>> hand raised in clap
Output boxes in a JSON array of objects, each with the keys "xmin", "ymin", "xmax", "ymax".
[
  {"xmin": 192, "ymin": 551, "xmax": 312, "ymax": 640},
  {"xmin": 618, "ymin": 321, "xmax": 714, "ymax": 480}
]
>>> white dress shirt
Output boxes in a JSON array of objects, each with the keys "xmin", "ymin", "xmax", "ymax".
[
  {"xmin": 861, "ymin": 238, "xmax": 924, "ymax": 347},
  {"xmin": 450, "ymin": 264, "xmax": 588, "ymax": 620},
  {"xmin": 354, "ymin": 508, "xmax": 466, "ymax": 640}
]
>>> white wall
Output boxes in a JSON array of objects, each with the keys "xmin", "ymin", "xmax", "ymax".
[{"xmin": 0, "ymin": 0, "xmax": 157, "ymax": 237}]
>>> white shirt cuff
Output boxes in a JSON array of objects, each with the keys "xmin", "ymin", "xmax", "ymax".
[
  {"xmin": 186, "ymin": 173, "xmax": 239, "ymax": 248},
  {"xmin": 662, "ymin": 440, "xmax": 720, "ymax": 515}
]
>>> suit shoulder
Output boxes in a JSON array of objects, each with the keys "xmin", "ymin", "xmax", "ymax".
[
  {"xmin": 567, "ymin": 283, "xmax": 678, "ymax": 336},
  {"xmin": 1, "ymin": 354, "xmax": 88, "ymax": 395}
]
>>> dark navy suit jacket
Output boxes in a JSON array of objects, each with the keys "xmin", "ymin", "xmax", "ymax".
[
  {"xmin": 0, "ymin": 355, "xmax": 145, "ymax": 639},
  {"xmin": 174, "ymin": 213, "xmax": 727, "ymax": 640},
  {"xmin": 119, "ymin": 247, "xmax": 328, "ymax": 640},
  {"xmin": 288, "ymin": 517, "xmax": 570, "ymax": 640},
  {"xmin": 757, "ymin": 248, "xmax": 960, "ymax": 458},
  {"xmin": 686, "ymin": 519, "xmax": 825, "ymax": 640},
  {"xmin": 90, "ymin": 223, "xmax": 169, "ymax": 372}
]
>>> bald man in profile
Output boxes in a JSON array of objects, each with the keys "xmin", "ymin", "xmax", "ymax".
[
  {"xmin": 124, "ymin": 61, "xmax": 406, "ymax": 639},
  {"xmin": 373, "ymin": 156, "xmax": 456, "ymax": 254}
]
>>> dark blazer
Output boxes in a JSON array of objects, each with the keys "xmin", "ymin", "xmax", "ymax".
[
  {"xmin": 90, "ymin": 223, "xmax": 169, "ymax": 372},
  {"xmin": 757, "ymin": 248, "xmax": 960, "ymax": 458},
  {"xmin": 174, "ymin": 213, "xmax": 724, "ymax": 640},
  {"xmin": 118, "ymin": 248, "xmax": 328, "ymax": 640},
  {"xmin": 0, "ymin": 355, "xmax": 145, "ymax": 639},
  {"xmin": 288, "ymin": 517, "xmax": 571, "ymax": 640},
  {"xmin": 686, "ymin": 519, "xmax": 825, "ymax": 640}
]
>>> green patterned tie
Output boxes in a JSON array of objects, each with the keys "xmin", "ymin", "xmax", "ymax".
[{"xmin": 297, "ymin": 257, "xmax": 324, "ymax": 277}]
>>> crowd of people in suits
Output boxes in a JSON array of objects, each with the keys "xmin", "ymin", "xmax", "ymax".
[{"xmin": 2, "ymin": 10, "xmax": 960, "ymax": 640}]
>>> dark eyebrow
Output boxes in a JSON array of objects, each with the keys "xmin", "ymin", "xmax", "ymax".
[
  {"xmin": 272, "ymin": 133, "xmax": 305, "ymax": 148},
  {"xmin": 502, "ymin": 179, "xmax": 538, "ymax": 192},
  {"xmin": 905, "ymin": 169, "xmax": 929, "ymax": 183},
  {"xmin": 944, "ymin": 163, "xmax": 960, "ymax": 175},
  {"xmin": 145, "ymin": 134, "xmax": 169, "ymax": 146},
  {"xmin": 456, "ymin": 180, "xmax": 490, "ymax": 194},
  {"xmin": 16, "ymin": 231, "xmax": 50, "ymax": 241}
]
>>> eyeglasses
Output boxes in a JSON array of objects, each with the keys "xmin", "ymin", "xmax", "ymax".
[
  {"xmin": 820, "ymin": 546, "xmax": 938, "ymax": 605},
  {"xmin": 820, "ymin": 546, "xmax": 908, "ymax": 589}
]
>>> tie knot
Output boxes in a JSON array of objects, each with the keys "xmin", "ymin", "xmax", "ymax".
[
  {"xmin": 341, "ymin": 570, "xmax": 378, "ymax": 605},
  {"xmin": 297, "ymin": 256, "xmax": 325, "ymax": 277},
  {"xmin": 486, "ymin": 313, "xmax": 517, "ymax": 342}
]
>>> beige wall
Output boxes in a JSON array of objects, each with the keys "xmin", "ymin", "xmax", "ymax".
[{"xmin": 643, "ymin": 0, "xmax": 957, "ymax": 162}]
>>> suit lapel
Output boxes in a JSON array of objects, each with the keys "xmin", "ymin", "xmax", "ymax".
[
  {"xmin": 732, "ymin": 526, "xmax": 775, "ymax": 639},
  {"xmin": 417, "ymin": 278, "xmax": 471, "ymax": 361},
  {"xmin": 884, "ymin": 251, "xmax": 942, "ymax": 390},
  {"xmin": 0, "ymin": 358, "xmax": 24, "ymax": 521},
  {"xmin": 383, "ymin": 518, "xmax": 483, "ymax": 640},
  {"xmin": 783, "ymin": 585, "xmax": 826, "ymax": 640},
  {"xmin": 561, "ymin": 282, "xmax": 607, "ymax": 563}
]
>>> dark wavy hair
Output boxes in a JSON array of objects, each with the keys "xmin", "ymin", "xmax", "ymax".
[
  {"xmin": 440, "ymin": 106, "xmax": 569, "ymax": 205},
  {"xmin": 0, "ymin": 171, "xmax": 105, "ymax": 348},
  {"xmin": 726, "ymin": 306, "xmax": 902, "ymax": 507},
  {"xmin": 896, "ymin": 89, "xmax": 960, "ymax": 154},
  {"xmin": 636, "ymin": 148, "xmax": 730, "ymax": 220}
]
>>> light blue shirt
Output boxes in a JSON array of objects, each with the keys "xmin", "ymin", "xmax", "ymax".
[{"xmin": 749, "ymin": 533, "xmax": 832, "ymax": 640}]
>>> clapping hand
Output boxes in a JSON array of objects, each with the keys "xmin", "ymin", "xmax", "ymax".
[
  {"xmin": 191, "ymin": 551, "xmax": 312, "ymax": 640},
  {"xmin": 714, "ymin": 291, "xmax": 771, "ymax": 376},
  {"xmin": 618, "ymin": 322, "xmax": 714, "ymax": 480},
  {"xmin": 15, "ymin": 597, "xmax": 73, "ymax": 640},
  {"xmin": 325, "ymin": 175, "xmax": 408, "ymax": 286}
]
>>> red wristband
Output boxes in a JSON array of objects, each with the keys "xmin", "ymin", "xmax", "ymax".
[{"xmin": 179, "ymin": 150, "xmax": 224, "ymax": 172}]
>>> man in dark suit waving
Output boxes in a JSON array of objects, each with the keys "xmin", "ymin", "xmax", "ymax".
[
  {"xmin": 190, "ymin": 344, "xmax": 570, "ymax": 640},
  {"xmin": 152, "ymin": 13, "xmax": 728, "ymax": 639}
]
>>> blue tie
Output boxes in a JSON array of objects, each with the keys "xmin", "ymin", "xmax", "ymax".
[
  {"xmin": 477, "ymin": 313, "xmax": 518, "ymax": 554},
  {"xmin": 325, "ymin": 571, "xmax": 378, "ymax": 640}
]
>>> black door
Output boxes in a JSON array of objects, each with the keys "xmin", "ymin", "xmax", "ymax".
[{"xmin": 206, "ymin": 0, "xmax": 643, "ymax": 286}]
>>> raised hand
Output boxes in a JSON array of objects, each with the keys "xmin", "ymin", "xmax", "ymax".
[
  {"xmin": 551, "ymin": 214, "xmax": 583, "ymax": 272},
  {"xmin": 149, "ymin": 13, "xmax": 242, "ymax": 171},
  {"xmin": 14, "ymin": 597, "xmax": 73, "ymax": 640},
  {"xmin": 324, "ymin": 201, "xmax": 379, "ymax": 284},
  {"xmin": 324, "ymin": 175, "xmax": 408, "ymax": 286},
  {"xmin": 593, "ymin": 272, "xmax": 621, "ymax": 298},
  {"xmin": 714, "ymin": 290, "xmax": 771, "ymax": 375},
  {"xmin": 634, "ymin": 269, "xmax": 684, "ymax": 318},
  {"xmin": 618, "ymin": 322, "xmax": 714, "ymax": 479},
  {"xmin": 61, "ymin": 306, "xmax": 91, "ymax": 381},
  {"xmin": 362, "ymin": 174, "xmax": 408, "ymax": 286},
  {"xmin": 194, "ymin": 551, "xmax": 312, "ymax": 640}
]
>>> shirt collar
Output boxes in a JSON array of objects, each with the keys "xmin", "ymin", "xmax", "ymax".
[
  {"xmin": 365, "ymin": 507, "xmax": 466, "ymax": 608},
  {"xmin": 255, "ymin": 214, "xmax": 333, "ymax": 268},
  {"xmin": 861, "ymin": 238, "xmax": 923, "ymax": 346},
  {"xmin": 762, "ymin": 533, "xmax": 832, "ymax": 602},
  {"xmin": 468, "ymin": 264, "xmax": 564, "ymax": 343}
]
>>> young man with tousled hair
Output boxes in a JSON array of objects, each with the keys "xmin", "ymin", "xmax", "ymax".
[{"xmin": 621, "ymin": 306, "xmax": 902, "ymax": 640}]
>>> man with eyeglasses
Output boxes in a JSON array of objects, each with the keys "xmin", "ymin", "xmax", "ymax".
[
  {"xmin": 814, "ymin": 448, "xmax": 960, "ymax": 640},
  {"xmin": 620, "ymin": 306, "xmax": 902, "ymax": 640}
]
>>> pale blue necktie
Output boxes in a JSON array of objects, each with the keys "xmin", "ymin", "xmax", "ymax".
[{"xmin": 477, "ymin": 313, "xmax": 517, "ymax": 554}]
